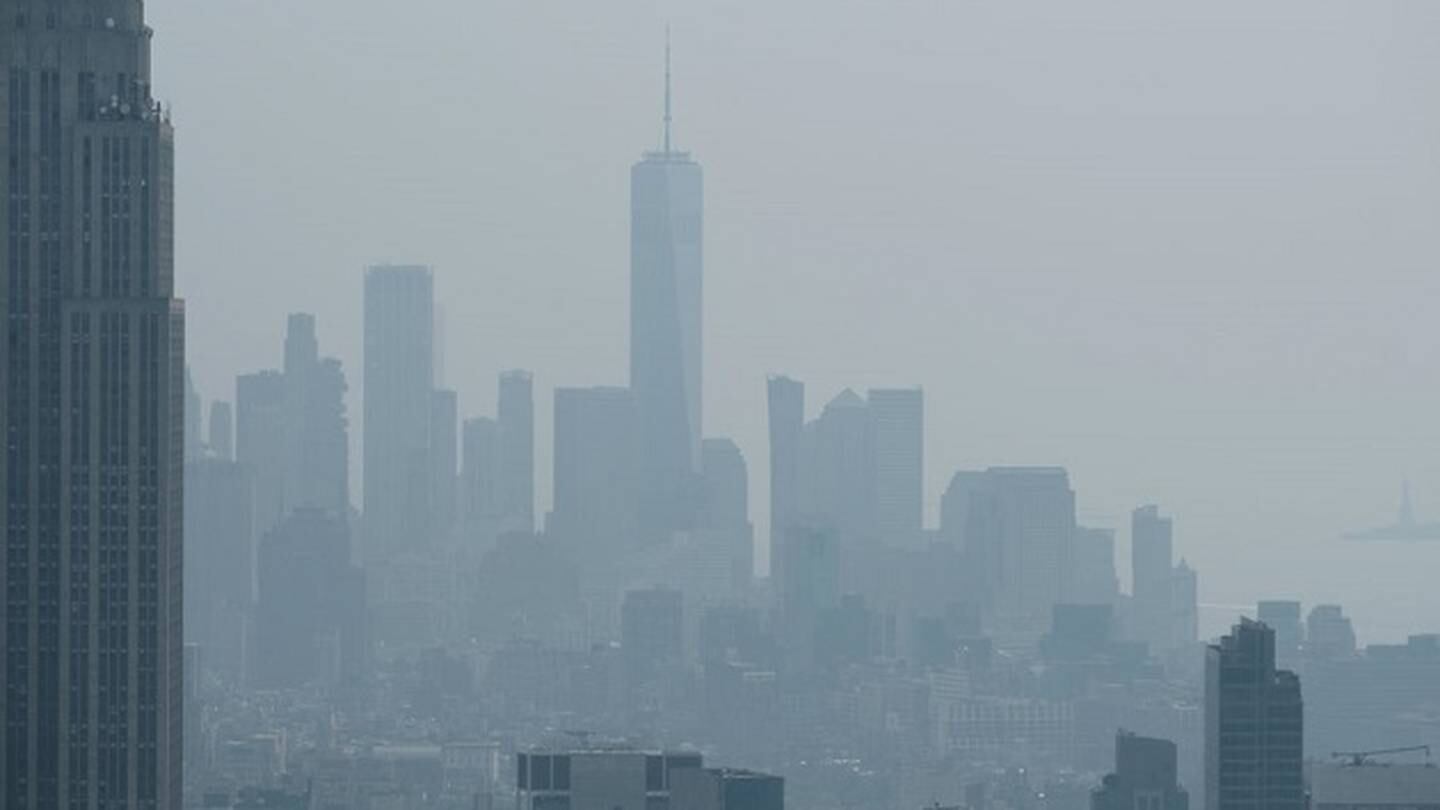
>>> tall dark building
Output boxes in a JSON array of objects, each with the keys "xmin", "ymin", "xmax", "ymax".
[
  {"xmin": 1205, "ymin": 619, "xmax": 1304, "ymax": 810},
  {"xmin": 2, "ymin": 2, "xmax": 184, "ymax": 806},
  {"xmin": 671, "ymin": 767, "xmax": 785, "ymax": 810},
  {"xmin": 497, "ymin": 369, "xmax": 534, "ymax": 532},
  {"xmin": 631, "ymin": 42, "xmax": 703, "ymax": 540},
  {"xmin": 1092, "ymin": 731, "xmax": 1189, "ymax": 810},
  {"xmin": 766, "ymin": 375, "xmax": 804, "ymax": 582},
  {"xmin": 363, "ymin": 264, "xmax": 434, "ymax": 557}
]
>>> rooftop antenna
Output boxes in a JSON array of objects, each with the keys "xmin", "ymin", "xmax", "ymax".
[{"xmin": 663, "ymin": 25, "xmax": 673, "ymax": 153}]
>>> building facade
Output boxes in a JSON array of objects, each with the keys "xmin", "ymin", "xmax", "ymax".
[
  {"xmin": 2, "ymin": 1, "xmax": 184, "ymax": 805},
  {"xmin": 1204, "ymin": 619, "xmax": 1304, "ymax": 810}
]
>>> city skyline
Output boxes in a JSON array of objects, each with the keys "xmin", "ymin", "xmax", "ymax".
[{"xmin": 161, "ymin": 3, "xmax": 1440, "ymax": 642}]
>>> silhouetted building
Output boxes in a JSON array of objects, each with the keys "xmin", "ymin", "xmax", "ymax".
[
  {"xmin": 1305, "ymin": 605, "xmax": 1356, "ymax": 661},
  {"xmin": 1257, "ymin": 601, "xmax": 1303, "ymax": 672},
  {"xmin": 256, "ymin": 508, "xmax": 366, "ymax": 689},
  {"xmin": 461, "ymin": 416, "xmax": 500, "ymax": 546},
  {"xmin": 237, "ymin": 369, "xmax": 287, "ymax": 534},
  {"xmin": 1092, "ymin": 731, "xmax": 1189, "ymax": 810},
  {"xmin": 1205, "ymin": 619, "xmax": 1303, "ymax": 810},
  {"xmin": 631, "ymin": 48, "xmax": 703, "ymax": 543},
  {"xmin": 869, "ymin": 387, "xmax": 924, "ymax": 547},
  {"xmin": 1132, "ymin": 505, "xmax": 1174, "ymax": 652},
  {"xmin": 671, "ymin": 767, "xmax": 785, "ymax": 810},
  {"xmin": 1171, "ymin": 560, "xmax": 1199, "ymax": 652},
  {"xmin": 363, "ymin": 264, "xmax": 435, "ymax": 557},
  {"xmin": 1071, "ymin": 526, "xmax": 1120, "ymax": 606},
  {"xmin": 209, "ymin": 400, "xmax": 235, "ymax": 461},
  {"xmin": 551, "ymin": 386, "xmax": 640, "ymax": 560},
  {"xmin": 800, "ymin": 390, "xmax": 875, "ymax": 550},
  {"xmin": 767, "ymin": 375, "xmax": 805, "ymax": 582},
  {"xmin": 967, "ymin": 467, "xmax": 1076, "ymax": 638},
  {"xmin": 184, "ymin": 459, "xmax": 255, "ymax": 683},
  {"xmin": 696, "ymin": 438, "xmax": 754, "ymax": 593},
  {"xmin": 498, "ymin": 369, "xmax": 536, "ymax": 532},
  {"xmin": 282, "ymin": 313, "xmax": 349, "ymax": 518},
  {"xmin": 431, "ymin": 388, "xmax": 459, "ymax": 541},
  {"xmin": 939, "ymin": 469, "xmax": 985, "ymax": 549},
  {"xmin": 188, "ymin": 366, "xmax": 205, "ymax": 461},
  {"xmin": 623, "ymin": 587, "xmax": 684, "ymax": 690},
  {"xmin": 2, "ymin": 3, "xmax": 184, "ymax": 804}
]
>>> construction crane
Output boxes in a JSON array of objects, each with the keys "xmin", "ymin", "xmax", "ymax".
[{"xmin": 1331, "ymin": 745, "xmax": 1432, "ymax": 766}]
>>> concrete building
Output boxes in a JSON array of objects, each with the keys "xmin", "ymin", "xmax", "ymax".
[
  {"xmin": 1132, "ymin": 505, "xmax": 1174, "ymax": 653},
  {"xmin": 1092, "ymin": 731, "xmax": 1189, "ymax": 810},
  {"xmin": 516, "ymin": 749, "xmax": 705, "ymax": 810},
  {"xmin": 767, "ymin": 375, "xmax": 805, "ymax": 581},
  {"xmin": 363, "ymin": 264, "xmax": 434, "ymax": 558},
  {"xmin": 1205, "ymin": 619, "xmax": 1304, "ymax": 810},
  {"xmin": 2, "ymin": 2, "xmax": 185, "ymax": 804},
  {"xmin": 868, "ymin": 387, "xmax": 924, "ymax": 547},
  {"xmin": 967, "ymin": 467, "xmax": 1077, "ymax": 638},
  {"xmin": 498, "ymin": 369, "xmax": 536, "ymax": 532},
  {"xmin": 671, "ymin": 767, "xmax": 785, "ymax": 810},
  {"xmin": 631, "ymin": 43, "xmax": 704, "ymax": 542}
]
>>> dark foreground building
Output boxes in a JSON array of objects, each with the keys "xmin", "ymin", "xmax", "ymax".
[
  {"xmin": 2, "ymin": 1, "xmax": 184, "ymax": 808},
  {"xmin": 1205, "ymin": 619, "xmax": 1304, "ymax": 810},
  {"xmin": 1092, "ymin": 731, "xmax": 1189, "ymax": 810}
]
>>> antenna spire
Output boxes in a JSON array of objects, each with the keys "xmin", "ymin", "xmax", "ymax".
[{"xmin": 663, "ymin": 26, "xmax": 673, "ymax": 153}]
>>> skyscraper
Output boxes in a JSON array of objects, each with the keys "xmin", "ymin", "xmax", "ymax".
[
  {"xmin": 208, "ymin": 400, "xmax": 234, "ymax": 461},
  {"xmin": 497, "ymin": 369, "xmax": 535, "ymax": 532},
  {"xmin": 631, "ymin": 39, "xmax": 703, "ymax": 540},
  {"xmin": 236, "ymin": 370, "xmax": 286, "ymax": 534},
  {"xmin": 966, "ymin": 467, "xmax": 1076, "ymax": 637},
  {"xmin": 363, "ymin": 264, "xmax": 435, "ymax": 557},
  {"xmin": 431, "ymin": 388, "xmax": 459, "ymax": 542},
  {"xmin": 550, "ymin": 386, "xmax": 641, "ymax": 559},
  {"xmin": 1132, "ymin": 504, "xmax": 1175, "ymax": 653},
  {"xmin": 766, "ymin": 375, "xmax": 804, "ymax": 581},
  {"xmin": 868, "ymin": 388, "xmax": 923, "ymax": 546},
  {"xmin": 1205, "ymin": 619, "xmax": 1304, "ymax": 810},
  {"xmin": 461, "ymin": 416, "xmax": 500, "ymax": 545},
  {"xmin": 2, "ymin": 3, "xmax": 184, "ymax": 806},
  {"xmin": 282, "ymin": 314, "xmax": 349, "ymax": 518}
]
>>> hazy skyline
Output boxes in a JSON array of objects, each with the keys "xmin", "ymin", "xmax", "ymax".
[{"xmin": 160, "ymin": 1, "xmax": 1440, "ymax": 641}]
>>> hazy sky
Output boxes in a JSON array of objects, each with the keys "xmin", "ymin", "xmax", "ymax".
[{"xmin": 158, "ymin": 1, "xmax": 1440, "ymax": 642}]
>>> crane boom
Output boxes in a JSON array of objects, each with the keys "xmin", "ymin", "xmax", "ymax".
[{"xmin": 1331, "ymin": 745, "xmax": 1432, "ymax": 766}]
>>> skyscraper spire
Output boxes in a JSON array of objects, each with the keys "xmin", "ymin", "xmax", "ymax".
[{"xmin": 664, "ymin": 25, "xmax": 673, "ymax": 153}]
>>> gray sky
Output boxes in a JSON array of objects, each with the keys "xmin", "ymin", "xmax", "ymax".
[{"xmin": 159, "ymin": 0, "xmax": 1440, "ymax": 642}]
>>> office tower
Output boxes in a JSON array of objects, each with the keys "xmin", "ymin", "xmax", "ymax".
[
  {"xmin": 1257, "ymin": 601, "xmax": 1303, "ymax": 672},
  {"xmin": 868, "ymin": 387, "xmax": 923, "ymax": 546},
  {"xmin": 209, "ymin": 400, "xmax": 234, "ymax": 461},
  {"xmin": 1305, "ymin": 605, "xmax": 1356, "ymax": 661},
  {"xmin": 237, "ymin": 370, "xmax": 287, "ymax": 534},
  {"xmin": 1205, "ymin": 619, "xmax": 1304, "ymax": 810},
  {"xmin": 255, "ymin": 508, "xmax": 366, "ymax": 689},
  {"xmin": 2, "ymin": 3, "xmax": 184, "ymax": 806},
  {"xmin": 461, "ymin": 416, "xmax": 500, "ymax": 544},
  {"xmin": 800, "ymin": 390, "xmax": 876, "ymax": 543},
  {"xmin": 939, "ymin": 469, "xmax": 985, "ymax": 549},
  {"xmin": 550, "ymin": 387, "xmax": 640, "ymax": 559},
  {"xmin": 1070, "ymin": 526, "xmax": 1120, "ymax": 605},
  {"xmin": 281, "ymin": 312, "xmax": 317, "ymax": 507},
  {"xmin": 966, "ymin": 467, "xmax": 1076, "ymax": 637},
  {"xmin": 299, "ymin": 356, "xmax": 349, "ymax": 515},
  {"xmin": 187, "ymin": 366, "xmax": 205, "ymax": 460},
  {"xmin": 671, "ymin": 767, "xmax": 785, "ymax": 810},
  {"xmin": 183, "ymin": 459, "xmax": 254, "ymax": 683},
  {"xmin": 516, "ymin": 749, "xmax": 705, "ymax": 810},
  {"xmin": 1132, "ymin": 505, "xmax": 1174, "ymax": 652},
  {"xmin": 698, "ymin": 438, "xmax": 754, "ymax": 592},
  {"xmin": 497, "ymin": 370, "xmax": 535, "ymax": 532},
  {"xmin": 1171, "ymin": 560, "xmax": 1199, "ymax": 650},
  {"xmin": 622, "ymin": 587, "xmax": 684, "ymax": 692},
  {"xmin": 1092, "ymin": 731, "xmax": 1189, "ymax": 810},
  {"xmin": 767, "ymin": 375, "xmax": 804, "ymax": 581},
  {"xmin": 363, "ymin": 265, "xmax": 435, "ymax": 557},
  {"xmin": 631, "ymin": 41, "xmax": 703, "ymax": 541},
  {"xmin": 431, "ymin": 389, "xmax": 459, "ymax": 542}
]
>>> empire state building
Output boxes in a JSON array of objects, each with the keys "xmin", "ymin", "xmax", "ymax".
[
  {"xmin": 630, "ymin": 38, "xmax": 703, "ymax": 538},
  {"xmin": 2, "ymin": 2, "xmax": 185, "ymax": 807}
]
